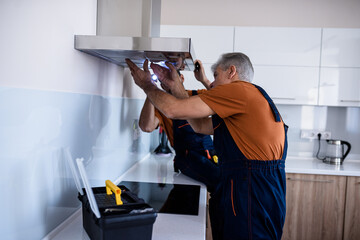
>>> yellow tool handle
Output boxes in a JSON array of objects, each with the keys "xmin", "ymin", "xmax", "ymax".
[
  {"xmin": 105, "ymin": 180, "xmax": 123, "ymax": 205},
  {"xmin": 212, "ymin": 155, "xmax": 218, "ymax": 164}
]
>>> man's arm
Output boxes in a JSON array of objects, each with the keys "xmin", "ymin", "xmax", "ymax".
[
  {"xmin": 156, "ymin": 63, "xmax": 213, "ymax": 135},
  {"xmin": 194, "ymin": 60, "xmax": 211, "ymax": 90},
  {"xmin": 147, "ymin": 88, "xmax": 214, "ymax": 134},
  {"xmin": 187, "ymin": 117, "xmax": 213, "ymax": 135},
  {"xmin": 126, "ymin": 59, "xmax": 215, "ymax": 134},
  {"xmin": 144, "ymin": 84, "xmax": 212, "ymax": 119},
  {"xmin": 139, "ymin": 97, "xmax": 159, "ymax": 132}
]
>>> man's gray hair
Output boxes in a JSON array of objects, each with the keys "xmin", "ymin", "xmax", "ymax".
[{"xmin": 211, "ymin": 52, "xmax": 254, "ymax": 82}]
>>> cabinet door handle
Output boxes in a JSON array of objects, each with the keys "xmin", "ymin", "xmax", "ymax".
[
  {"xmin": 287, "ymin": 177, "xmax": 334, "ymax": 183},
  {"xmin": 340, "ymin": 100, "xmax": 360, "ymax": 103},
  {"xmin": 273, "ymin": 97, "xmax": 296, "ymax": 100}
]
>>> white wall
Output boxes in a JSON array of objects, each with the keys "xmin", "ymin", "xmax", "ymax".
[
  {"xmin": 161, "ymin": 0, "xmax": 360, "ymax": 28},
  {"xmin": 0, "ymin": 1, "xmax": 153, "ymax": 239},
  {"xmin": 0, "ymin": 0, "xmax": 145, "ymax": 98}
]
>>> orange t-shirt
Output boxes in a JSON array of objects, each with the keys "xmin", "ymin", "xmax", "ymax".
[
  {"xmin": 155, "ymin": 110, "xmax": 174, "ymax": 147},
  {"xmin": 154, "ymin": 89, "xmax": 207, "ymax": 147},
  {"xmin": 199, "ymin": 81, "xmax": 285, "ymax": 160}
]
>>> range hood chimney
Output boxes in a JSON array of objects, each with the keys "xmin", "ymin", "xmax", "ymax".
[{"xmin": 75, "ymin": 0, "xmax": 196, "ymax": 70}]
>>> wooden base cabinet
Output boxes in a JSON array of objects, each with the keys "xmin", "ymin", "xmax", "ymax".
[
  {"xmin": 344, "ymin": 176, "xmax": 360, "ymax": 240},
  {"xmin": 282, "ymin": 173, "xmax": 347, "ymax": 240}
]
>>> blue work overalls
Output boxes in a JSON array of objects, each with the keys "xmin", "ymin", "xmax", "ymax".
[
  {"xmin": 172, "ymin": 92, "xmax": 220, "ymax": 192},
  {"xmin": 209, "ymin": 85, "xmax": 288, "ymax": 240}
]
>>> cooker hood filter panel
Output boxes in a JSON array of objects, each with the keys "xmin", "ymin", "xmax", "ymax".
[{"xmin": 75, "ymin": 35, "xmax": 196, "ymax": 71}]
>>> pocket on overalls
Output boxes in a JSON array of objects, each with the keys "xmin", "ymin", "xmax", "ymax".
[
  {"xmin": 230, "ymin": 179, "xmax": 237, "ymax": 217},
  {"xmin": 229, "ymin": 176, "xmax": 247, "ymax": 218}
]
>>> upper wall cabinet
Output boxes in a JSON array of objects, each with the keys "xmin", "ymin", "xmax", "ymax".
[
  {"xmin": 235, "ymin": 27, "xmax": 322, "ymax": 105},
  {"xmin": 234, "ymin": 27, "xmax": 322, "ymax": 66},
  {"xmin": 253, "ymin": 66, "xmax": 319, "ymax": 105},
  {"xmin": 160, "ymin": 25, "xmax": 234, "ymax": 64},
  {"xmin": 321, "ymin": 28, "xmax": 360, "ymax": 67},
  {"xmin": 319, "ymin": 68, "xmax": 360, "ymax": 107},
  {"xmin": 320, "ymin": 28, "xmax": 360, "ymax": 107}
]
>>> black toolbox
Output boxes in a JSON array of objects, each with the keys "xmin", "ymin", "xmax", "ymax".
[{"xmin": 78, "ymin": 185, "xmax": 157, "ymax": 240}]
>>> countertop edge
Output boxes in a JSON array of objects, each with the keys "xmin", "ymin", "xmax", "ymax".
[{"xmin": 285, "ymin": 157, "xmax": 360, "ymax": 177}]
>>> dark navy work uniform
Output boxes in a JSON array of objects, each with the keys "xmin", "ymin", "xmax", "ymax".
[
  {"xmin": 209, "ymin": 85, "xmax": 288, "ymax": 240},
  {"xmin": 172, "ymin": 91, "xmax": 220, "ymax": 192}
]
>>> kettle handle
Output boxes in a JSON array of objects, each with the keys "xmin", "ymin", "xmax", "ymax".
[{"xmin": 341, "ymin": 141, "xmax": 351, "ymax": 160}]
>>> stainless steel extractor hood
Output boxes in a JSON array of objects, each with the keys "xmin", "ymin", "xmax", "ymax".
[
  {"xmin": 74, "ymin": 0, "xmax": 196, "ymax": 71},
  {"xmin": 74, "ymin": 35, "xmax": 196, "ymax": 70}
]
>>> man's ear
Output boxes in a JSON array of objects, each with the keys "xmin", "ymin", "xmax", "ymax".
[{"xmin": 228, "ymin": 65, "xmax": 237, "ymax": 79}]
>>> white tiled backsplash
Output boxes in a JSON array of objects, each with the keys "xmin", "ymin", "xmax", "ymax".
[
  {"xmin": 0, "ymin": 0, "xmax": 156, "ymax": 238},
  {"xmin": 0, "ymin": 87, "xmax": 157, "ymax": 239},
  {"xmin": 278, "ymin": 105, "xmax": 360, "ymax": 159}
]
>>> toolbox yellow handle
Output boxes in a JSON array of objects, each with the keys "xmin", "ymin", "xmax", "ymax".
[
  {"xmin": 105, "ymin": 180, "xmax": 123, "ymax": 205},
  {"xmin": 212, "ymin": 155, "xmax": 218, "ymax": 164}
]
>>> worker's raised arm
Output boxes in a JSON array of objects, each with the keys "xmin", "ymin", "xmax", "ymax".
[
  {"xmin": 194, "ymin": 60, "xmax": 211, "ymax": 90},
  {"xmin": 126, "ymin": 59, "xmax": 215, "ymax": 134},
  {"xmin": 139, "ymin": 97, "xmax": 159, "ymax": 133}
]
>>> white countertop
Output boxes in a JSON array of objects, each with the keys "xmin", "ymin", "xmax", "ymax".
[
  {"xmin": 45, "ymin": 153, "xmax": 207, "ymax": 240},
  {"xmin": 286, "ymin": 156, "xmax": 360, "ymax": 176}
]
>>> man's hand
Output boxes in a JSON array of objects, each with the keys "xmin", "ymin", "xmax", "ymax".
[
  {"xmin": 151, "ymin": 62, "xmax": 187, "ymax": 98},
  {"xmin": 126, "ymin": 59, "xmax": 155, "ymax": 91},
  {"xmin": 150, "ymin": 62, "xmax": 180, "ymax": 90},
  {"xmin": 194, "ymin": 60, "xmax": 211, "ymax": 90}
]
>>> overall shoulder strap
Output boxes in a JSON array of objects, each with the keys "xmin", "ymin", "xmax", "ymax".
[
  {"xmin": 253, "ymin": 84, "xmax": 281, "ymax": 122},
  {"xmin": 252, "ymin": 84, "xmax": 289, "ymax": 160}
]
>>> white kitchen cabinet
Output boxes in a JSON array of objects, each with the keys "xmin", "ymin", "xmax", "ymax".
[
  {"xmin": 253, "ymin": 66, "xmax": 319, "ymax": 105},
  {"xmin": 162, "ymin": 25, "xmax": 360, "ymax": 107},
  {"xmin": 234, "ymin": 27, "xmax": 322, "ymax": 66},
  {"xmin": 160, "ymin": 25, "xmax": 234, "ymax": 64},
  {"xmin": 319, "ymin": 68, "xmax": 360, "ymax": 107},
  {"xmin": 321, "ymin": 28, "xmax": 360, "ymax": 67}
]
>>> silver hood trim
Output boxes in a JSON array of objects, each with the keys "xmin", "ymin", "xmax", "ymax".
[{"xmin": 75, "ymin": 35, "xmax": 196, "ymax": 71}]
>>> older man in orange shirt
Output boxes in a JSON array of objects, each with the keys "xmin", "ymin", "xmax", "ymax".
[{"xmin": 126, "ymin": 52, "xmax": 288, "ymax": 240}]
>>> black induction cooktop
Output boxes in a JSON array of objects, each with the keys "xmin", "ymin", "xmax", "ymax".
[{"xmin": 119, "ymin": 181, "xmax": 200, "ymax": 216}]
